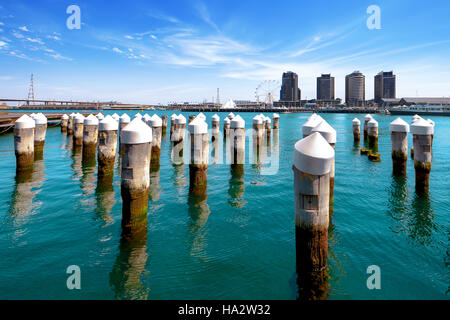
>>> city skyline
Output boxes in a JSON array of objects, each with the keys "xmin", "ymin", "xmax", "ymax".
[{"xmin": 0, "ymin": 0, "xmax": 449, "ymax": 104}]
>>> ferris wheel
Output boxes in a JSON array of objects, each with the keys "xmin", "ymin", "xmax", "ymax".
[{"xmin": 255, "ymin": 80, "xmax": 280, "ymax": 105}]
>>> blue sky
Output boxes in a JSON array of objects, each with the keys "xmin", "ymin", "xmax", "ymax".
[{"xmin": 0, "ymin": 0, "xmax": 449, "ymax": 104}]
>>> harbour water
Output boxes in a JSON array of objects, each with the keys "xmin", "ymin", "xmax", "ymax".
[{"xmin": 0, "ymin": 111, "xmax": 448, "ymax": 299}]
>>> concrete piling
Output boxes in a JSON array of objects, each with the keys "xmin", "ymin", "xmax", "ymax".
[
  {"xmin": 134, "ymin": 113, "xmax": 143, "ymax": 120},
  {"xmin": 14, "ymin": 115, "xmax": 35, "ymax": 172},
  {"xmin": 67, "ymin": 113, "xmax": 76, "ymax": 135},
  {"xmin": 82, "ymin": 114, "xmax": 99, "ymax": 163},
  {"xmin": 150, "ymin": 114, "xmax": 162, "ymax": 169},
  {"xmin": 61, "ymin": 114, "xmax": 69, "ymax": 132},
  {"xmin": 264, "ymin": 116, "xmax": 271, "ymax": 135},
  {"xmin": 96, "ymin": 113, "xmax": 104, "ymax": 121},
  {"xmin": 188, "ymin": 117, "xmax": 209, "ymax": 195},
  {"xmin": 188, "ymin": 115, "xmax": 195, "ymax": 123},
  {"xmin": 98, "ymin": 115, "xmax": 118, "ymax": 186},
  {"xmin": 161, "ymin": 115, "xmax": 168, "ymax": 135},
  {"xmin": 411, "ymin": 118, "xmax": 433, "ymax": 193},
  {"xmin": 143, "ymin": 114, "xmax": 152, "ymax": 127},
  {"xmin": 273, "ymin": 113, "xmax": 280, "ymax": 129},
  {"xmin": 293, "ymin": 132, "xmax": 334, "ymax": 300},
  {"xmin": 73, "ymin": 114, "xmax": 85, "ymax": 147},
  {"xmin": 170, "ymin": 114, "xmax": 177, "ymax": 140},
  {"xmin": 302, "ymin": 114, "xmax": 322, "ymax": 138},
  {"xmin": 352, "ymin": 118, "xmax": 360, "ymax": 142},
  {"xmin": 230, "ymin": 115, "xmax": 245, "ymax": 166},
  {"xmin": 311, "ymin": 120, "xmax": 336, "ymax": 211},
  {"xmin": 390, "ymin": 118, "xmax": 410, "ymax": 176},
  {"xmin": 31, "ymin": 113, "xmax": 47, "ymax": 159},
  {"xmin": 171, "ymin": 114, "xmax": 186, "ymax": 164},
  {"xmin": 363, "ymin": 114, "xmax": 372, "ymax": 141},
  {"xmin": 112, "ymin": 113, "xmax": 120, "ymax": 123},
  {"xmin": 120, "ymin": 118, "xmax": 152, "ymax": 234},
  {"xmin": 119, "ymin": 114, "xmax": 131, "ymax": 153},
  {"xmin": 223, "ymin": 117, "xmax": 231, "ymax": 140},
  {"xmin": 367, "ymin": 118, "xmax": 378, "ymax": 149},
  {"xmin": 211, "ymin": 114, "xmax": 220, "ymax": 142},
  {"xmin": 427, "ymin": 119, "xmax": 435, "ymax": 148},
  {"xmin": 410, "ymin": 115, "xmax": 421, "ymax": 158},
  {"xmin": 227, "ymin": 112, "xmax": 235, "ymax": 120}
]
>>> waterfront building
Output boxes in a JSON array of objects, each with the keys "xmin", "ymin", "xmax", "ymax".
[
  {"xmin": 279, "ymin": 71, "xmax": 301, "ymax": 108},
  {"xmin": 375, "ymin": 71, "xmax": 396, "ymax": 103},
  {"xmin": 317, "ymin": 74, "xmax": 335, "ymax": 101},
  {"xmin": 345, "ymin": 71, "xmax": 366, "ymax": 107}
]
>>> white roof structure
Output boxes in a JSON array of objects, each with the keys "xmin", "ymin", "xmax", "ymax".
[{"xmin": 222, "ymin": 99, "xmax": 236, "ymax": 109}]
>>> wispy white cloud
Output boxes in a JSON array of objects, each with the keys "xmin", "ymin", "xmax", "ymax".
[
  {"xmin": 0, "ymin": 40, "xmax": 7, "ymax": 48},
  {"xmin": 112, "ymin": 47, "xmax": 123, "ymax": 54},
  {"xmin": 26, "ymin": 37, "xmax": 44, "ymax": 45},
  {"xmin": 146, "ymin": 11, "xmax": 180, "ymax": 24},
  {"xmin": 45, "ymin": 52, "xmax": 72, "ymax": 61},
  {"xmin": 195, "ymin": 1, "xmax": 219, "ymax": 32},
  {"xmin": 124, "ymin": 35, "xmax": 134, "ymax": 39},
  {"xmin": 18, "ymin": 26, "xmax": 30, "ymax": 32},
  {"xmin": 47, "ymin": 35, "xmax": 60, "ymax": 41},
  {"xmin": 0, "ymin": 75, "xmax": 12, "ymax": 80},
  {"xmin": 150, "ymin": 34, "xmax": 157, "ymax": 40},
  {"xmin": 12, "ymin": 31, "xmax": 24, "ymax": 39}
]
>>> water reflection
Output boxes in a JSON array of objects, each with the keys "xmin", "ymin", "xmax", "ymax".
[
  {"xmin": 109, "ymin": 226, "xmax": 149, "ymax": 300},
  {"xmin": 149, "ymin": 166, "xmax": 162, "ymax": 201},
  {"xmin": 95, "ymin": 174, "xmax": 115, "ymax": 223},
  {"xmin": 187, "ymin": 187, "xmax": 211, "ymax": 259},
  {"xmin": 172, "ymin": 164, "xmax": 187, "ymax": 197},
  {"xmin": 8, "ymin": 159, "xmax": 46, "ymax": 230},
  {"xmin": 228, "ymin": 164, "xmax": 246, "ymax": 208}
]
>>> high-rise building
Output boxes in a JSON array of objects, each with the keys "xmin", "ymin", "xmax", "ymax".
[
  {"xmin": 317, "ymin": 74, "xmax": 335, "ymax": 100},
  {"xmin": 280, "ymin": 71, "xmax": 299, "ymax": 102},
  {"xmin": 374, "ymin": 71, "xmax": 396, "ymax": 103},
  {"xmin": 345, "ymin": 71, "xmax": 365, "ymax": 107}
]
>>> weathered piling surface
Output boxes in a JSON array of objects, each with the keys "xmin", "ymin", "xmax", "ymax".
[
  {"xmin": 67, "ymin": 113, "xmax": 75, "ymax": 135},
  {"xmin": 82, "ymin": 114, "xmax": 99, "ymax": 163},
  {"xmin": 410, "ymin": 115, "xmax": 421, "ymax": 158},
  {"xmin": 230, "ymin": 115, "xmax": 245, "ymax": 166},
  {"xmin": 161, "ymin": 115, "xmax": 168, "ymax": 135},
  {"xmin": 411, "ymin": 118, "xmax": 433, "ymax": 193},
  {"xmin": 61, "ymin": 114, "xmax": 68, "ymax": 132},
  {"xmin": 427, "ymin": 119, "xmax": 435, "ymax": 148},
  {"xmin": 188, "ymin": 117, "xmax": 209, "ymax": 196},
  {"xmin": 119, "ymin": 113, "xmax": 131, "ymax": 154},
  {"xmin": 264, "ymin": 116, "xmax": 272, "ymax": 136},
  {"xmin": 252, "ymin": 115, "xmax": 264, "ymax": 162},
  {"xmin": 302, "ymin": 114, "xmax": 322, "ymax": 138},
  {"xmin": 31, "ymin": 113, "xmax": 47, "ymax": 159},
  {"xmin": 150, "ymin": 114, "xmax": 162, "ymax": 169},
  {"xmin": 390, "ymin": 118, "xmax": 410, "ymax": 176},
  {"xmin": 311, "ymin": 120, "xmax": 336, "ymax": 211},
  {"xmin": 120, "ymin": 118, "xmax": 152, "ymax": 234},
  {"xmin": 273, "ymin": 113, "xmax": 280, "ymax": 129},
  {"xmin": 223, "ymin": 117, "xmax": 231, "ymax": 139},
  {"xmin": 363, "ymin": 114, "xmax": 372, "ymax": 141},
  {"xmin": 188, "ymin": 115, "xmax": 195, "ymax": 123},
  {"xmin": 211, "ymin": 114, "xmax": 220, "ymax": 142},
  {"xmin": 352, "ymin": 118, "xmax": 360, "ymax": 142},
  {"xmin": 143, "ymin": 114, "xmax": 152, "ymax": 127},
  {"xmin": 170, "ymin": 114, "xmax": 177, "ymax": 140},
  {"xmin": 73, "ymin": 114, "xmax": 85, "ymax": 147},
  {"xmin": 98, "ymin": 115, "xmax": 118, "ymax": 186},
  {"xmin": 367, "ymin": 118, "xmax": 378, "ymax": 149},
  {"xmin": 171, "ymin": 114, "xmax": 186, "ymax": 164},
  {"xmin": 14, "ymin": 115, "xmax": 35, "ymax": 172},
  {"xmin": 293, "ymin": 132, "xmax": 334, "ymax": 300}
]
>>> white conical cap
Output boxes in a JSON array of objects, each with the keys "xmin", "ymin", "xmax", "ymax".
[
  {"xmin": 197, "ymin": 112, "xmax": 206, "ymax": 121},
  {"xmin": 411, "ymin": 118, "xmax": 433, "ymax": 135},
  {"xmin": 364, "ymin": 114, "xmax": 373, "ymax": 121},
  {"xmin": 33, "ymin": 113, "xmax": 47, "ymax": 125},
  {"xmin": 15, "ymin": 114, "xmax": 35, "ymax": 129},
  {"xmin": 311, "ymin": 119, "xmax": 337, "ymax": 144},
  {"xmin": 96, "ymin": 113, "xmax": 104, "ymax": 120},
  {"xmin": 265, "ymin": 116, "xmax": 271, "ymax": 124},
  {"xmin": 150, "ymin": 114, "xmax": 162, "ymax": 127},
  {"xmin": 99, "ymin": 115, "xmax": 118, "ymax": 131},
  {"xmin": 302, "ymin": 116, "xmax": 322, "ymax": 136},
  {"xmin": 352, "ymin": 118, "xmax": 360, "ymax": 125},
  {"xmin": 293, "ymin": 132, "xmax": 335, "ymax": 175},
  {"xmin": 253, "ymin": 115, "xmax": 263, "ymax": 124},
  {"xmin": 120, "ymin": 113, "xmax": 130, "ymax": 123},
  {"xmin": 188, "ymin": 117, "xmax": 208, "ymax": 134},
  {"xmin": 84, "ymin": 114, "xmax": 99, "ymax": 126},
  {"xmin": 390, "ymin": 117, "xmax": 409, "ymax": 133},
  {"xmin": 175, "ymin": 114, "xmax": 186, "ymax": 124},
  {"xmin": 427, "ymin": 119, "xmax": 435, "ymax": 127},
  {"xmin": 74, "ymin": 114, "xmax": 85, "ymax": 124},
  {"xmin": 230, "ymin": 115, "xmax": 245, "ymax": 129},
  {"xmin": 367, "ymin": 118, "xmax": 378, "ymax": 128},
  {"xmin": 121, "ymin": 118, "xmax": 152, "ymax": 144},
  {"xmin": 224, "ymin": 117, "xmax": 231, "ymax": 124},
  {"xmin": 273, "ymin": 113, "xmax": 280, "ymax": 119},
  {"xmin": 69, "ymin": 113, "xmax": 76, "ymax": 119},
  {"xmin": 227, "ymin": 112, "xmax": 235, "ymax": 119},
  {"xmin": 62, "ymin": 114, "xmax": 69, "ymax": 120},
  {"xmin": 134, "ymin": 113, "xmax": 143, "ymax": 119},
  {"xmin": 171, "ymin": 113, "xmax": 177, "ymax": 120},
  {"xmin": 143, "ymin": 114, "xmax": 151, "ymax": 121},
  {"xmin": 211, "ymin": 114, "xmax": 220, "ymax": 121},
  {"xmin": 307, "ymin": 113, "xmax": 317, "ymax": 121}
]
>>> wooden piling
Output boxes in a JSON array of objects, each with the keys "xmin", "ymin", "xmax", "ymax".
[
  {"xmin": 14, "ymin": 115, "xmax": 35, "ymax": 172},
  {"xmin": 411, "ymin": 118, "xmax": 433, "ymax": 193},
  {"xmin": 82, "ymin": 114, "xmax": 99, "ymax": 164},
  {"xmin": 390, "ymin": 118, "xmax": 409, "ymax": 176},
  {"xmin": 61, "ymin": 114, "xmax": 68, "ymax": 132},
  {"xmin": 98, "ymin": 115, "xmax": 118, "ymax": 186},
  {"xmin": 188, "ymin": 117, "xmax": 209, "ymax": 196},
  {"xmin": 73, "ymin": 114, "xmax": 85, "ymax": 147},
  {"xmin": 363, "ymin": 114, "xmax": 372, "ymax": 141},
  {"xmin": 352, "ymin": 118, "xmax": 360, "ymax": 142}
]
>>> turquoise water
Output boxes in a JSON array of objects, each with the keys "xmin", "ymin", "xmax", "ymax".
[{"xmin": 0, "ymin": 111, "xmax": 448, "ymax": 300}]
